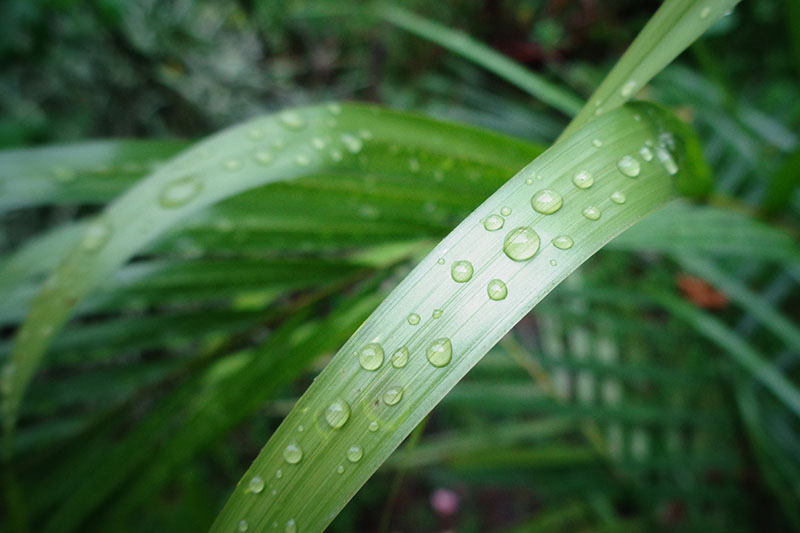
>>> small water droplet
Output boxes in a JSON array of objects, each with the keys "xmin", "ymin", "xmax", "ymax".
[
  {"xmin": 275, "ymin": 469, "xmax": 283, "ymax": 479},
  {"xmin": 325, "ymin": 399, "xmax": 351, "ymax": 429},
  {"xmin": 248, "ymin": 476, "xmax": 264, "ymax": 494},
  {"xmin": 525, "ymin": 177, "xmax": 534, "ymax": 185},
  {"xmin": 503, "ymin": 227, "xmax": 541, "ymax": 261},
  {"xmin": 238, "ymin": 519, "xmax": 249, "ymax": 532},
  {"xmin": 407, "ymin": 313, "xmax": 420, "ymax": 325},
  {"xmin": 81, "ymin": 219, "xmax": 111, "ymax": 252},
  {"xmin": 450, "ymin": 260, "xmax": 474, "ymax": 283},
  {"xmin": 347, "ymin": 445, "xmax": 363, "ymax": 463},
  {"xmin": 592, "ymin": 139, "xmax": 603, "ymax": 147},
  {"xmin": 383, "ymin": 386, "xmax": 404, "ymax": 406},
  {"xmin": 368, "ymin": 421, "xmax": 379, "ymax": 432},
  {"xmin": 610, "ymin": 191, "xmax": 627, "ymax": 204},
  {"xmin": 312, "ymin": 137, "xmax": 326, "ymax": 149},
  {"xmin": 487, "ymin": 279, "xmax": 507, "ymax": 301},
  {"xmin": 336, "ymin": 465, "xmax": 345, "ymax": 474},
  {"xmin": 224, "ymin": 159, "xmax": 242, "ymax": 171},
  {"xmin": 53, "ymin": 167, "xmax": 76, "ymax": 182},
  {"xmin": 391, "ymin": 347, "xmax": 409, "ymax": 368},
  {"xmin": 279, "ymin": 111, "xmax": 305, "ymax": 130},
  {"xmin": 655, "ymin": 146, "xmax": 678, "ymax": 175},
  {"xmin": 437, "ymin": 258, "xmax": 445, "ymax": 265},
  {"xmin": 633, "ymin": 113, "xmax": 641, "ymax": 122},
  {"xmin": 247, "ymin": 127, "xmax": 264, "ymax": 140},
  {"xmin": 432, "ymin": 309, "xmax": 443, "ymax": 319},
  {"xmin": 408, "ymin": 157, "xmax": 420, "ymax": 172},
  {"xmin": 341, "ymin": 133, "xmax": 363, "ymax": 153},
  {"xmin": 285, "ymin": 518, "xmax": 297, "ymax": 533},
  {"xmin": 500, "ymin": 206, "xmax": 512, "ymax": 216},
  {"xmin": 483, "ymin": 214, "xmax": 505, "ymax": 231},
  {"xmin": 159, "ymin": 176, "xmax": 202, "ymax": 208},
  {"xmin": 531, "ymin": 189, "xmax": 563, "ymax": 214},
  {"xmin": 552, "ymin": 235, "xmax": 574, "ymax": 250},
  {"xmin": 582, "ymin": 206, "xmax": 601, "ymax": 221},
  {"xmin": 621, "ymin": 80, "xmax": 638, "ymax": 98},
  {"xmin": 535, "ymin": 174, "xmax": 543, "ymax": 181},
  {"xmin": 297, "ymin": 425, "xmax": 304, "ymax": 432},
  {"xmin": 426, "ymin": 338, "xmax": 453, "ymax": 368},
  {"xmin": 327, "ymin": 103, "xmax": 342, "ymax": 115},
  {"xmin": 572, "ymin": 171, "xmax": 594, "ymax": 189},
  {"xmin": 330, "ymin": 149, "xmax": 343, "ymax": 162},
  {"xmin": 617, "ymin": 155, "xmax": 641, "ymax": 177},
  {"xmin": 254, "ymin": 150, "xmax": 274, "ymax": 165},
  {"xmin": 283, "ymin": 441, "xmax": 303, "ymax": 464},
  {"xmin": 358, "ymin": 343, "xmax": 384, "ymax": 371},
  {"xmin": 638, "ymin": 146, "xmax": 653, "ymax": 162},
  {"xmin": 659, "ymin": 132, "xmax": 677, "ymax": 151},
  {"xmin": 294, "ymin": 154, "xmax": 310, "ymax": 166},
  {"xmin": 359, "ymin": 129, "xmax": 373, "ymax": 140}
]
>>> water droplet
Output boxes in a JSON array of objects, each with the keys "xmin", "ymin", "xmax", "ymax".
[
  {"xmin": 248, "ymin": 476, "xmax": 265, "ymax": 494},
  {"xmin": 487, "ymin": 279, "xmax": 507, "ymax": 301},
  {"xmin": 247, "ymin": 127, "xmax": 264, "ymax": 140},
  {"xmin": 275, "ymin": 469, "xmax": 283, "ymax": 479},
  {"xmin": 408, "ymin": 157, "xmax": 420, "ymax": 172},
  {"xmin": 525, "ymin": 177, "xmax": 534, "ymax": 185},
  {"xmin": 531, "ymin": 189, "xmax": 563, "ymax": 214},
  {"xmin": 53, "ymin": 167, "xmax": 76, "ymax": 183},
  {"xmin": 359, "ymin": 129, "xmax": 373, "ymax": 140},
  {"xmin": 224, "ymin": 159, "xmax": 242, "ymax": 171},
  {"xmin": 426, "ymin": 338, "xmax": 453, "ymax": 368},
  {"xmin": 336, "ymin": 465, "xmax": 345, "ymax": 474},
  {"xmin": 483, "ymin": 214, "xmax": 505, "ymax": 231},
  {"xmin": 341, "ymin": 133, "xmax": 363, "ymax": 153},
  {"xmin": 279, "ymin": 111, "xmax": 305, "ymax": 130},
  {"xmin": 368, "ymin": 421, "xmax": 379, "ymax": 432},
  {"xmin": 383, "ymin": 386, "xmax": 404, "ymax": 406},
  {"xmin": 617, "ymin": 155, "xmax": 641, "ymax": 177},
  {"xmin": 503, "ymin": 227, "xmax": 541, "ymax": 261},
  {"xmin": 700, "ymin": 6, "xmax": 711, "ymax": 18},
  {"xmin": 312, "ymin": 137, "xmax": 326, "ymax": 149},
  {"xmin": 552, "ymin": 235, "xmax": 574, "ymax": 250},
  {"xmin": 358, "ymin": 343, "xmax": 384, "ymax": 371},
  {"xmin": 638, "ymin": 146, "xmax": 653, "ymax": 162},
  {"xmin": 329, "ymin": 149, "xmax": 343, "ymax": 162},
  {"xmin": 347, "ymin": 445, "xmax": 363, "ymax": 463},
  {"xmin": 159, "ymin": 176, "xmax": 202, "ymax": 208},
  {"xmin": 294, "ymin": 154, "xmax": 310, "ymax": 166},
  {"xmin": 633, "ymin": 113, "xmax": 642, "ymax": 122},
  {"xmin": 327, "ymin": 103, "xmax": 342, "ymax": 115},
  {"xmin": 325, "ymin": 399, "xmax": 351, "ymax": 429},
  {"xmin": 549, "ymin": 259, "xmax": 558, "ymax": 266},
  {"xmin": 610, "ymin": 191, "xmax": 627, "ymax": 204},
  {"xmin": 572, "ymin": 171, "xmax": 594, "ymax": 189},
  {"xmin": 437, "ymin": 258, "xmax": 445, "ymax": 265},
  {"xmin": 592, "ymin": 139, "xmax": 603, "ymax": 147},
  {"xmin": 500, "ymin": 206, "xmax": 512, "ymax": 216},
  {"xmin": 432, "ymin": 309, "xmax": 443, "ymax": 319},
  {"xmin": 238, "ymin": 519, "xmax": 249, "ymax": 532},
  {"xmin": 283, "ymin": 441, "xmax": 303, "ymax": 464},
  {"xmin": 655, "ymin": 146, "xmax": 678, "ymax": 175},
  {"xmin": 407, "ymin": 313, "xmax": 420, "ymax": 325},
  {"xmin": 297, "ymin": 425, "xmax": 304, "ymax": 432},
  {"xmin": 254, "ymin": 150, "xmax": 274, "ymax": 165},
  {"xmin": 450, "ymin": 260, "xmax": 474, "ymax": 283},
  {"xmin": 535, "ymin": 174, "xmax": 544, "ymax": 181},
  {"xmin": 81, "ymin": 219, "xmax": 111, "ymax": 252},
  {"xmin": 392, "ymin": 347, "xmax": 409, "ymax": 368},
  {"xmin": 582, "ymin": 206, "xmax": 601, "ymax": 221},
  {"xmin": 285, "ymin": 518, "xmax": 296, "ymax": 533},
  {"xmin": 621, "ymin": 80, "xmax": 638, "ymax": 98}
]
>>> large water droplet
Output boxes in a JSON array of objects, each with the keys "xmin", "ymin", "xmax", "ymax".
[
  {"xmin": 531, "ymin": 189, "xmax": 563, "ymax": 214},
  {"xmin": 279, "ymin": 111, "xmax": 305, "ymax": 130},
  {"xmin": 639, "ymin": 146, "xmax": 653, "ymax": 162},
  {"xmin": 285, "ymin": 518, "xmax": 297, "ymax": 533},
  {"xmin": 283, "ymin": 441, "xmax": 303, "ymax": 464},
  {"xmin": 347, "ymin": 445, "xmax": 363, "ymax": 463},
  {"xmin": 450, "ymin": 260, "xmax": 474, "ymax": 283},
  {"xmin": 503, "ymin": 227, "xmax": 541, "ymax": 261},
  {"xmin": 617, "ymin": 155, "xmax": 641, "ymax": 177},
  {"xmin": 483, "ymin": 214, "xmax": 505, "ymax": 231},
  {"xmin": 325, "ymin": 399, "xmax": 351, "ymax": 429},
  {"xmin": 572, "ymin": 171, "xmax": 594, "ymax": 189},
  {"xmin": 392, "ymin": 347, "xmax": 409, "ymax": 368},
  {"xmin": 81, "ymin": 219, "xmax": 111, "ymax": 252},
  {"xmin": 358, "ymin": 343, "xmax": 384, "ymax": 371},
  {"xmin": 382, "ymin": 386, "xmax": 404, "ymax": 406},
  {"xmin": 487, "ymin": 279, "xmax": 507, "ymax": 301},
  {"xmin": 159, "ymin": 176, "xmax": 202, "ymax": 208},
  {"xmin": 341, "ymin": 133, "xmax": 363, "ymax": 154},
  {"xmin": 610, "ymin": 191, "xmax": 627, "ymax": 204},
  {"xmin": 582, "ymin": 206, "xmax": 601, "ymax": 221},
  {"xmin": 655, "ymin": 146, "xmax": 678, "ymax": 175},
  {"xmin": 238, "ymin": 519, "xmax": 249, "ymax": 532},
  {"xmin": 552, "ymin": 235, "xmax": 574, "ymax": 250},
  {"xmin": 426, "ymin": 338, "xmax": 453, "ymax": 367},
  {"xmin": 407, "ymin": 313, "xmax": 420, "ymax": 325},
  {"xmin": 247, "ymin": 476, "xmax": 264, "ymax": 494}
]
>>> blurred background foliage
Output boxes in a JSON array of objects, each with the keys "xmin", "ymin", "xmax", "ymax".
[{"xmin": 1, "ymin": 0, "xmax": 799, "ymax": 531}]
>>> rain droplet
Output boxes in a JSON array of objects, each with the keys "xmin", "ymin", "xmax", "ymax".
[
  {"xmin": 285, "ymin": 518, "xmax": 297, "ymax": 533},
  {"xmin": 572, "ymin": 171, "xmax": 594, "ymax": 189},
  {"xmin": 503, "ymin": 227, "xmax": 541, "ymax": 261},
  {"xmin": 638, "ymin": 146, "xmax": 653, "ymax": 162},
  {"xmin": 294, "ymin": 154, "xmax": 310, "ymax": 166},
  {"xmin": 592, "ymin": 139, "xmax": 603, "ymax": 147},
  {"xmin": 500, "ymin": 206, "xmax": 512, "ymax": 216},
  {"xmin": 483, "ymin": 214, "xmax": 505, "ymax": 231},
  {"xmin": 407, "ymin": 313, "xmax": 420, "ymax": 325},
  {"xmin": 621, "ymin": 80, "xmax": 638, "ymax": 98},
  {"xmin": 582, "ymin": 206, "xmax": 601, "ymax": 221},
  {"xmin": 383, "ymin": 386, "xmax": 404, "ymax": 406},
  {"xmin": 341, "ymin": 133, "xmax": 363, "ymax": 153},
  {"xmin": 368, "ymin": 421, "xmax": 379, "ymax": 432},
  {"xmin": 617, "ymin": 155, "xmax": 641, "ymax": 177},
  {"xmin": 531, "ymin": 189, "xmax": 563, "ymax": 214},
  {"xmin": 283, "ymin": 441, "xmax": 303, "ymax": 464},
  {"xmin": 426, "ymin": 338, "xmax": 453, "ymax": 368},
  {"xmin": 432, "ymin": 309, "xmax": 443, "ymax": 319},
  {"xmin": 224, "ymin": 159, "xmax": 242, "ymax": 171},
  {"xmin": 392, "ymin": 347, "xmax": 409, "ymax": 368},
  {"xmin": 159, "ymin": 176, "xmax": 202, "ymax": 208},
  {"xmin": 325, "ymin": 399, "xmax": 351, "ymax": 429},
  {"xmin": 358, "ymin": 343, "xmax": 384, "ymax": 371},
  {"xmin": 655, "ymin": 146, "xmax": 678, "ymax": 175},
  {"xmin": 279, "ymin": 111, "xmax": 305, "ymax": 130},
  {"xmin": 450, "ymin": 260, "xmax": 474, "ymax": 283},
  {"xmin": 487, "ymin": 279, "xmax": 508, "ymax": 301},
  {"xmin": 81, "ymin": 219, "xmax": 111, "ymax": 252},
  {"xmin": 552, "ymin": 235, "xmax": 574, "ymax": 250},
  {"xmin": 238, "ymin": 519, "xmax": 249, "ymax": 532},
  {"xmin": 347, "ymin": 445, "xmax": 363, "ymax": 463},
  {"xmin": 254, "ymin": 150, "xmax": 274, "ymax": 165},
  {"xmin": 248, "ymin": 476, "xmax": 264, "ymax": 494},
  {"xmin": 610, "ymin": 191, "xmax": 627, "ymax": 204}
]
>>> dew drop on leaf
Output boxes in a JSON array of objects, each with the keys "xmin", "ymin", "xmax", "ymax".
[
  {"xmin": 407, "ymin": 313, "xmax": 420, "ymax": 325},
  {"xmin": 223, "ymin": 159, "xmax": 242, "ymax": 171},
  {"xmin": 610, "ymin": 191, "xmax": 627, "ymax": 204},
  {"xmin": 572, "ymin": 171, "xmax": 594, "ymax": 189},
  {"xmin": 503, "ymin": 227, "xmax": 541, "ymax": 261},
  {"xmin": 294, "ymin": 155, "xmax": 310, "ymax": 167},
  {"xmin": 483, "ymin": 214, "xmax": 505, "ymax": 231},
  {"xmin": 254, "ymin": 150, "xmax": 273, "ymax": 165},
  {"xmin": 81, "ymin": 219, "xmax": 111, "ymax": 252},
  {"xmin": 655, "ymin": 146, "xmax": 678, "ymax": 175},
  {"xmin": 500, "ymin": 206, "xmax": 512, "ymax": 216},
  {"xmin": 336, "ymin": 465, "xmax": 345, "ymax": 474},
  {"xmin": 617, "ymin": 155, "xmax": 641, "ymax": 177},
  {"xmin": 247, "ymin": 476, "xmax": 264, "ymax": 494},
  {"xmin": 552, "ymin": 235, "xmax": 574, "ymax": 250},
  {"xmin": 159, "ymin": 176, "xmax": 202, "ymax": 208},
  {"xmin": 275, "ymin": 469, "xmax": 283, "ymax": 479},
  {"xmin": 312, "ymin": 137, "xmax": 326, "ymax": 149},
  {"xmin": 325, "ymin": 399, "xmax": 351, "ymax": 429},
  {"xmin": 432, "ymin": 309, "xmax": 443, "ymax": 319},
  {"xmin": 283, "ymin": 441, "xmax": 303, "ymax": 464},
  {"xmin": 620, "ymin": 80, "xmax": 638, "ymax": 97},
  {"xmin": 279, "ymin": 111, "xmax": 305, "ymax": 130},
  {"xmin": 639, "ymin": 146, "xmax": 653, "ymax": 162},
  {"xmin": 531, "ymin": 189, "xmax": 563, "ymax": 214},
  {"xmin": 347, "ymin": 445, "xmax": 364, "ymax": 463},
  {"xmin": 450, "ymin": 260, "xmax": 474, "ymax": 283},
  {"xmin": 238, "ymin": 519, "xmax": 248, "ymax": 532},
  {"xmin": 327, "ymin": 103, "xmax": 342, "ymax": 115},
  {"xmin": 358, "ymin": 343, "xmax": 384, "ymax": 371},
  {"xmin": 487, "ymin": 279, "xmax": 508, "ymax": 301},
  {"xmin": 582, "ymin": 206, "xmax": 601, "ymax": 221},
  {"xmin": 285, "ymin": 518, "xmax": 297, "ymax": 533},
  {"xmin": 426, "ymin": 338, "xmax": 453, "ymax": 367},
  {"xmin": 592, "ymin": 139, "xmax": 603, "ymax": 147},
  {"xmin": 368, "ymin": 421, "xmax": 379, "ymax": 432},
  {"xmin": 392, "ymin": 347, "xmax": 409, "ymax": 368},
  {"xmin": 700, "ymin": 6, "xmax": 711, "ymax": 18},
  {"xmin": 341, "ymin": 133, "xmax": 363, "ymax": 153}
]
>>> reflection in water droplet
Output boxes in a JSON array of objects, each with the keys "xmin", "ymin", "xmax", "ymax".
[
  {"xmin": 552, "ymin": 235, "xmax": 574, "ymax": 250},
  {"xmin": 238, "ymin": 519, "xmax": 249, "ymax": 532},
  {"xmin": 655, "ymin": 146, "xmax": 678, "ymax": 175},
  {"xmin": 617, "ymin": 155, "xmax": 641, "ymax": 177},
  {"xmin": 407, "ymin": 313, "xmax": 420, "ymax": 325},
  {"xmin": 279, "ymin": 111, "xmax": 305, "ymax": 130},
  {"xmin": 383, "ymin": 386, "xmax": 404, "ymax": 406},
  {"xmin": 347, "ymin": 445, "xmax": 363, "ymax": 463},
  {"xmin": 432, "ymin": 309, "xmax": 443, "ymax": 319},
  {"xmin": 325, "ymin": 399, "xmax": 351, "ymax": 429},
  {"xmin": 392, "ymin": 347, "xmax": 409, "ymax": 368},
  {"xmin": 504, "ymin": 227, "xmax": 541, "ymax": 261},
  {"xmin": 500, "ymin": 206, "xmax": 512, "ymax": 216},
  {"xmin": 531, "ymin": 190, "xmax": 563, "ymax": 214},
  {"xmin": 610, "ymin": 191, "xmax": 627, "ymax": 204},
  {"xmin": 426, "ymin": 338, "xmax": 453, "ymax": 367},
  {"xmin": 358, "ymin": 343, "xmax": 384, "ymax": 371},
  {"xmin": 450, "ymin": 260, "xmax": 474, "ymax": 283},
  {"xmin": 283, "ymin": 441, "xmax": 303, "ymax": 464},
  {"xmin": 639, "ymin": 146, "xmax": 653, "ymax": 162},
  {"xmin": 159, "ymin": 176, "xmax": 202, "ymax": 208},
  {"xmin": 483, "ymin": 214, "xmax": 505, "ymax": 231},
  {"xmin": 81, "ymin": 219, "xmax": 111, "ymax": 252},
  {"xmin": 572, "ymin": 171, "xmax": 594, "ymax": 189},
  {"xmin": 368, "ymin": 421, "xmax": 379, "ymax": 432},
  {"xmin": 487, "ymin": 279, "xmax": 508, "ymax": 301},
  {"xmin": 341, "ymin": 133, "xmax": 363, "ymax": 153},
  {"xmin": 582, "ymin": 206, "xmax": 601, "ymax": 221},
  {"xmin": 248, "ymin": 476, "xmax": 264, "ymax": 494}
]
